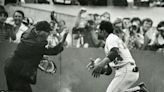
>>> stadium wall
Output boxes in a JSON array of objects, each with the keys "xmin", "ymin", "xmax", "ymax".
[{"xmin": 0, "ymin": 43, "xmax": 164, "ymax": 92}]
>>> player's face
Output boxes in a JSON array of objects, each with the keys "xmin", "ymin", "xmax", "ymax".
[
  {"xmin": 123, "ymin": 19, "xmax": 131, "ymax": 29},
  {"xmin": 37, "ymin": 31, "xmax": 50, "ymax": 42},
  {"xmin": 99, "ymin": 29, "xmax": 108, "ymax": 39},
  {"xmin": 101, "ymin": 14, "xmax": 110, "ymax": 21},
  {"xmin": 130, "ymin": 21, "xmax": 140, "ymax": 32},
  {"xmin": 115, "ymin": 22, "xmax": 123, "ymax": 29},
  {"xmin": 158, "ymin": 26, "xmax": 164, "ymax": 38},
  {"xmin": 142, "ymin": 21, "xmax": 152, "ymax": 31},
  {"xmin": 13, "ymin": 12, "xmax": 23, "ymax": 25},
  {"xmin": 58, "ymin": 20, "xmax": 65, "ymax": 28},
  {"xmin": 95, "ymin": 16, "xmax": 101, "ymax": 24},
  {"xmin": 0, "ymin": 13, "xmax": 7, "ymax": 22}
]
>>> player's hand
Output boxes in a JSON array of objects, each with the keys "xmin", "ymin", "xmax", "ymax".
[
  {"xmin": 79, "ymin": 8, "xmax": 87, "ymax": 14},
  {"xmin": 92, "ymin": 64, "xmax": 103, "ymax": 78},
  {"xmin": 86, "ymin": 58, "xmax": 95, "ymax": 70},
  {"xmin": 50, "ymin": 11, "xmax": 57, "ymax": 21},
  {"xmin": 60, "ymin": 30, "xmax": 68, "ymax": 44},
  {"xmin": 92, "ymin": 58, "xmax": 104, "ymax": 78}
]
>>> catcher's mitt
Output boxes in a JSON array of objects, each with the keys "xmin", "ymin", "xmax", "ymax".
[
  {"xmin": 38, "ymin": 57, "xmax": 57, "ymax": 74},
  {"xmin": 87, "ymin": 58, "xmax": 112, "ymax": 75}
]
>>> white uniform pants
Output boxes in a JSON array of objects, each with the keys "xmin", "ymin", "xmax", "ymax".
[{"xmin": 106, "ymin": 65, "xmax": 139, "ymax": 92}]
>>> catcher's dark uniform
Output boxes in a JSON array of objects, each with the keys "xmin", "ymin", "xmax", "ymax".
[{"xmin": 4, "ymin": 28, "xmax": 64, "ymax": 92}]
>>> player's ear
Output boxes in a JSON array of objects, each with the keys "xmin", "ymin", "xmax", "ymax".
[{"xmin": 33, "ymin": 28, "xmax": 39, "ymax": 35}]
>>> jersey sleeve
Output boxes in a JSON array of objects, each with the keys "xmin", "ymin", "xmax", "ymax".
[{"xmin": 104, "ymin": 34, "xmax": 119, "ymax": 56}]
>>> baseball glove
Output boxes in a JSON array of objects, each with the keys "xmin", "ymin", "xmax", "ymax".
[
  {"xmin": 87, "ymin": 58, "xmax": 112, "ymax": 75},
  {"xmin": 38, "ymin": 57, "xmax": 57, "ymax": 74}
]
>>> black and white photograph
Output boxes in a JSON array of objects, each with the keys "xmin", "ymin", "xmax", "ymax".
[{"xmin": 0, "ymin": 0, "xmax": 164, "ymax": 92}]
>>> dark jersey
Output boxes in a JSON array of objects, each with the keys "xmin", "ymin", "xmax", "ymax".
[{"xmin": 4, "ymin": 28, "xmax": 63, "ymax": 83}]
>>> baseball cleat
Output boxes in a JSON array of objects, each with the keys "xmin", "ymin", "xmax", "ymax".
[{"xmin": 138, "ymin": 82, "xmax": 148, "ymax": 92}]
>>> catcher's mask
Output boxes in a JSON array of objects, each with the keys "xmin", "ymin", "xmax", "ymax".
[{"xmin": 38, "ymin": 57, "xmax": 57, "ymax": 74}]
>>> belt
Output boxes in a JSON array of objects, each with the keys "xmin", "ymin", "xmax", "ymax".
[{"xmin": 115, "ymin": 62, "xmax": 136, "ymax": 70}]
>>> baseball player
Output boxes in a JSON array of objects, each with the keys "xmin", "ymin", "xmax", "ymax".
[
  {"xmin": 91, "ymin": 21, "xmax": 148, "ymax": 92},
  {"xmin": 4, "ymin": 21, "xmax": 68, "ymax": 92}
]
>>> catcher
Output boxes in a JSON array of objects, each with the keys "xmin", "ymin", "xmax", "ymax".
[
  {"xmin": 88, "ymin": 21, "xmax": 148, "ymax": 92},
  {"xmin": 4, "ymin": 21, "xmax": 68, "ymax": 92}
]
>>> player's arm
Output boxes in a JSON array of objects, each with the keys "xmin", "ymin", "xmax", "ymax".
[
  {"xmin": 107, "ymin": 47, "xmax": 131, "ymax": 69},
  {"xmin": 111, "ymin": 62, "xmax": 130, "ymax": 69},
  {"xmin": 43, "ymin": 42, "xmax": 64, "ymax": 55},
  {"xmin": 90, "ymin": 30, "xmax": 105, "ymax": 48},
  {"xmin": 92, "ymin": 47, "xmax": 122, "ymax": 77},
  {"xmin": 5, "ymin": 23, "xmax": 16, "ymax": 40},
  {"xmin": 74, "ymin": 8, "xmax": 86, "ymax": 27},
  {"xmin": 43, "ymin": 31, "xmax": 68, "ymax": 55},
  {"xmin": 98, "ymin": 47, "xmax": 123, "ymax": 67},
  {"xmin": 141, "ymin": 34, "xmax": 151, "ymax": 50},
  {"xmin": 9, "ymin": 27, "xmax": 16, "ymax": 40}
]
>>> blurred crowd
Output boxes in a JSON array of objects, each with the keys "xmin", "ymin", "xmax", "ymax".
[
  {"xmin": 0, "ymin": 5, "xmax": 164, "ymax": 53},
  {"xmin": 3, "ymin": 0, "xmax": 164, "ymax": 7},
  {"xmin": 72, "ymin": 7, "xmax": 164, "ymax": 53},
  {"xmin": 0, "ymin": 5, "xmax": 71, "ymax": 48}
]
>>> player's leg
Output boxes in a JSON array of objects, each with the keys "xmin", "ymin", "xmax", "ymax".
[
  {"xmin": 5, "ymin": 74, "xmax": 32, "ymax": 92},
  {"xmin": 106, "ymin": 74, "xmax": 124, "ymax": 92},
  {"xmin": 125, "ymin": 86, "xmax": 141, "ymax": 92},
  {"xmin": 106, "ymin": 69, "xmax": 137, "ymax": 92},
  {"xmin": 4, "ymin": 66, "xmax": 32, "ymax": 92},
  {"xmin": 115, "ymin": 70, "xmax": 139, "ymax": 92},
  {"xmin": 125, "ymin": 82, "xmax": 149, "ymax": 92}
]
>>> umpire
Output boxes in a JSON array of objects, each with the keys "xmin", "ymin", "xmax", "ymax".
[{"xmin": 4, "ymin": 21, "xmax": 68, "ymax": 92}]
